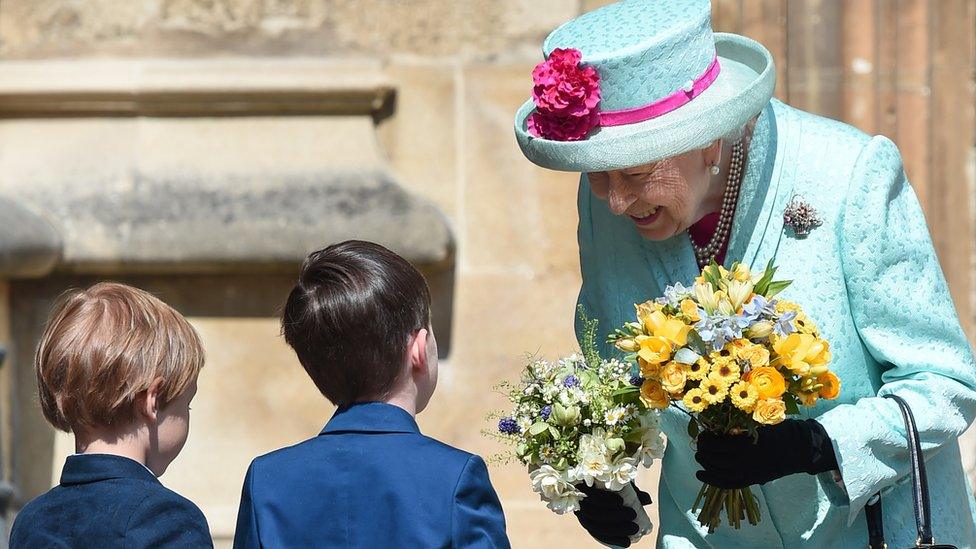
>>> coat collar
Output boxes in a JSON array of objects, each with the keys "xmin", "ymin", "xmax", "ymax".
[
  {"xmin": 725, "ymin": 99, "xmax": 793, "ymax": 271},
  {"xmin": 59, "ymin": 454, "xmax": 159, "ymax": 486},
  {"xmin": 320, "ymin": 402, "xmax": 420, "ymax": 435}
]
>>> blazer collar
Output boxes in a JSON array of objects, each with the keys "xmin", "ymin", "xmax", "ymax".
[
  {"xmin": 320, "ymin": 402, "xmax": 420, "ymax": 435},
  {"xmin": 60, "ymin": 454, "xmax": 159, "ymax": 486}
]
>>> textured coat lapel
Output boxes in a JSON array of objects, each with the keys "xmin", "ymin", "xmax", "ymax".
[{"xmin": 726, "ymin": 100, "xmax": 795, "ymax": 271}]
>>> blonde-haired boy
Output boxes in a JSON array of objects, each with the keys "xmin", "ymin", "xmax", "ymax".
[{"xmin": 11, "ymin": 282, "xmax": 212, "ymax": 548}]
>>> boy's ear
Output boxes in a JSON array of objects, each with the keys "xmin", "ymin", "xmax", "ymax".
[
  {"xmin": 135, "ymin": 377, "xmax": 165, "ymax": 424},
  {"xmin": 408, "ymin": 328, "xmax": 430, "ymax": 373}
]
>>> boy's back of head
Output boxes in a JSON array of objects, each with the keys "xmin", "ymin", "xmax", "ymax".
[
  {"xmin": 281, "ymin": 240, "xmax": 432, "ymax": 407},
  {"xmin": 15, "ymin": 282, "xmax": 213, "ymax": 548},
  {"xmin": 237, "ymin": 241, "xmax": 508, "ymax": 548},
  {"xmin": 36, "ymin": 281, "xmax": 204, "ymax": 436}
]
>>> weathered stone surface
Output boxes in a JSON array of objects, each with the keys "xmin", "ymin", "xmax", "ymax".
[
  {"xmin": 0, "ymin": 0, "xmax": 576, "ymax": 59},
  {"xmin": 0, "ymin": 198, "xmax": 60, "ymax": 277},
  {"xmin": 9, "ymin": 169, "xmax": 449, "ymax": 273},
  {"xmin": 461, "ymin": 62, "xmax": 580, "ymax": 273},
  {"xmin": 0, "ymin": 112, "xmax": 452, "ymax": 273},
  {"xmin": 378, "ymin": 63, "xmax": 458, "ymax": 220}
]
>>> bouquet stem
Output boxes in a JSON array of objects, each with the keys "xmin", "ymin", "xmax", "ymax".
[{"xmin": 691, "ymin": 483, "xmax": 761, "ymax": 533}]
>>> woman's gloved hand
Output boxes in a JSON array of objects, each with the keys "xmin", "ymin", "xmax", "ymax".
[
  {"xmin": 574, "ymin": 482, "xmax": 652, "ymax": 548},
  {"xmin": 694, "ymin": 418, "xmax": 838, "ymax": 489}
]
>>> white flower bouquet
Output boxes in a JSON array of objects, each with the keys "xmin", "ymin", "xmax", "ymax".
[{"xmin": 486, "ymin": 309, "xmax": 664, "ymax": 545}]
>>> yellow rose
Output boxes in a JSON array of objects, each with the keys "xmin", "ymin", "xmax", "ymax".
[
  {"xmin": 640, "ymin": 380, "xmax": 671, "ymax": 409},
  {"xmin": 660, "ymin": 361, "xmax": 688, "ymax": 395},
  {"xmin": 683, "ymin": 358, "xmax": 709, "ymax": 381},
  {"xmin": 753, "ymin": 398, "xmax": 787, "ymax": 425},
  {"xmin": 730, "ymin": 381, "xmax": 758, "ymax": 412},
  {"xmin": 745, "ymin": 366, "xmax": 786, "ymax": 399},
  {"xmin": 680, "ymin": 298, "xmax": 700, "ymax": 322},
  {"xmin": 638, "ymin": 357, "xmax": 662, "ymax": 379},
  {"xmin": 817, "ymin": 371, "xmax": 841, "ymax": 399},
  {"xmin": 637, "ymin": 335, "xmax": 672, "ymax": 365},
  {"xmin": 682, "ymin": 388, "xmax": 708, "ymax": 412},
  {"xmin": 738, "ymin": 344, "xmax": 770, "ymax": 369}
]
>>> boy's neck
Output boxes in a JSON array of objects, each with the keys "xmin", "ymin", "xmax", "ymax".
[
  {"xmin": 75, "ymin": 428, "xmax": 150, "ymax": 471},
  {"xmin": 381, "ymin": 393, "xmax": 418, "ymax": 418}
]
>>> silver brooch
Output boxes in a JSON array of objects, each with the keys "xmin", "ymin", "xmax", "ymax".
[{"xmin": 783, "ymin": 196, "xmax": 822, "ymax": 238}]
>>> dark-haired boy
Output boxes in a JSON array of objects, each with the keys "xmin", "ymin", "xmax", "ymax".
[{"xmin": 233, "ymin": 240, "xmax": 509, "ymax": 548}]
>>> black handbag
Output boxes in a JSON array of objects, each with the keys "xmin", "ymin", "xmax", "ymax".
[{"xmin": 865, "ymin": 394, "xmax": 957, "ymax": 549}]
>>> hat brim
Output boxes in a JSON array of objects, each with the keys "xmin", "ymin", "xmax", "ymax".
[{"xmin": 514, "ymin": 33, "xmax": 776, "ymax": 172}]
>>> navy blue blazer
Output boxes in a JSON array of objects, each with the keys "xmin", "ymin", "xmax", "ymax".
[
  {"xmin": 10, "ymin": 454, "xmax": 212, "ymax": 548},
  {"xmin": 233, "ymin": 402, "xmax": 509, "ymax": 548}
]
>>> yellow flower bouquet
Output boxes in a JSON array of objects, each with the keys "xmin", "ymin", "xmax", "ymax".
[{"xmin": 608, "ymin": 261, "xmax": 840, "ymax": 532}]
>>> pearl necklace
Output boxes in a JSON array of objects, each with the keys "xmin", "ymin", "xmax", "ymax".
[{"xmin": 692, "ymin": 139, "xmax": 744, "ymax": 268}]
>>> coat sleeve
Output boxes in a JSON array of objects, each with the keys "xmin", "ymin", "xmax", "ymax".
[
  {"xmin": 232, "ymin": 464, "xmax": 262, "ymax": 549},
  {"xmin": 452, "ymin": 455, "xmax": 511, "ymax": 548},
  {"xmin": 816, "ymin": 135, "xmax": 976, "ymax": 526},
  {"xmin": 125, "ymin": 492, "xmax": 214, "ymax": 548}
]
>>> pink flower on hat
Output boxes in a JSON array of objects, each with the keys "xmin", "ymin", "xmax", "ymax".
[{"xmin": 527, "ymin": 48, "xmax": 601, "ymax": 141}]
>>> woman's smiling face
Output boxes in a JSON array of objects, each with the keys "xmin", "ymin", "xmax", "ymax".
[{"xmin": 586, "ymin": 145, "xmax": 719, "ymax": 241}]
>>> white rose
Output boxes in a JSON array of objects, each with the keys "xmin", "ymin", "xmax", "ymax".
[
  {"xmin": 530, "ymin": 465, "xmax": 565, "ymax": 499},
  {"xmin": 604, "ymin": 456, "xmax": 640, "ymax": 491},
  {"xmin": 575, "ymin": 433, "xmax": 611, "ymax": 487},
  {"xmin": 546, "ymin": 486, "xmax": 585, "ymax": 515},
  {"xmin": 638, "ymin": 412, "xmax": 666, "ymax": 466},
  {"xmin": 530, "ymin": 465, "xmax": 585, "ymax": 514}
]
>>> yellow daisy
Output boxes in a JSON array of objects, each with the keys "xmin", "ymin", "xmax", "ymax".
[
  {"xmin": 682, "ymin": 388, "xmax": 708, "ymax": 413},
  {"xmin": 730, "ymin": 381, "xmax": 758, "ymax": 412},
  {"xmin": 710, "ymin": 356, "xmax": 741, "ymax": 385},
  {"xmin": 683, "ymin": 358, "xmax": 709, "ymax": 381},
  {"xmin": 700, "ymin": 374, "xmax": 728, "ymax": 405}
]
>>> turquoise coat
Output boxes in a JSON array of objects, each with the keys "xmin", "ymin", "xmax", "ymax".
[{"xmin": 576, "ymin": 99, "xmax": 976, "ymax": 548}]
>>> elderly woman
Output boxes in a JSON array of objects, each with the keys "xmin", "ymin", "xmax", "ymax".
[{"xmin": 514, "ymin": 1, "xmax": 976, "ymax": 548}]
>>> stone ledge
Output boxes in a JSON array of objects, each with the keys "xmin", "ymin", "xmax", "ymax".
[
  {"xmin": 0, "ymin": 58, "xmax": 395, "ymax": 118},
  {"xmin": 23, "ymin": 170, "xmax": 453, "ymax": 275}
]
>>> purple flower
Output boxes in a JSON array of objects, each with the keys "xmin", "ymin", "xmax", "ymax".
[
  {"xmin": 541, "ymin": 406, "xmax": 552, "ymax": 421},
  {"xmin": 630, "ymin": 374, "xmax": 645, "ymax": 387},
  {"xmin": 563, "ymin": 375, "xmax": 580, "ymax": 388},
  {"xmin": 498, "ymin": 417, "xmax": 520, "ymax": 435},
  {"xmin": 774, "ymin": 310, "xmax": 798, "ymax": 337}
]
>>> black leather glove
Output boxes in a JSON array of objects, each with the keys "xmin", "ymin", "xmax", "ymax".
[
  {"xmin": 573, "ymin": 482, "xmax": 652, "ymax": 548},
  {"xmin": 694, "ymin": 418, "xmax": 838, "ymax": 489}
]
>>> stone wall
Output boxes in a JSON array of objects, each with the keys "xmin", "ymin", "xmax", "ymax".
[
  {"xmin": 0, "ymin": 1, "xmax": 617, "ymax": 546},
  {"xmin": 1, "ymin": 1, "xmax": 973, "ymax": 548}
]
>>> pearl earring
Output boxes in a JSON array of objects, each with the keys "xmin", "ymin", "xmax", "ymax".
[{"xmin": 710, "ymin": 164, "xmax": 720, "ymax": 176}]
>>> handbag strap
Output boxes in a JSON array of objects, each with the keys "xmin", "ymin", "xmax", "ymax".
[
  {"xmin": 866, "ymin": 494, "xmax": 886, "ymax": 549},
  {"xmin": 865, "ymin": 394, "xmax": 935, "ymax": 547}
]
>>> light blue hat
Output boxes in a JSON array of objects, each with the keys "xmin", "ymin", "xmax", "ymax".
[{"xmin": 514, "ymin": 0, "xmax": 775, "ymax": 172}]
